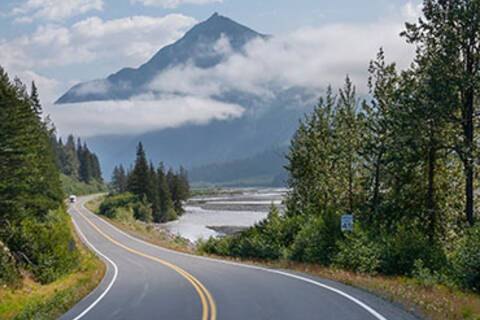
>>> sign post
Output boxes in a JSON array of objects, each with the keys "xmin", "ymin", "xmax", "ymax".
[{"xmin": 341, "ymin": 214, "xmax": 353, "ymax": 232}]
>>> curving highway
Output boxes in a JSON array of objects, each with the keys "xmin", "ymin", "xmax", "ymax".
[{"xmin": 61, "ymin": 195, "xmax": 419, "ymax": 320}]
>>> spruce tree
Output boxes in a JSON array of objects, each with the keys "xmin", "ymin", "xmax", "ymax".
[
  {"xmin": 148, "ymin": 162, "xmax": 161, "ymax": 222},
  {"xmin": 128, "ymin": 142, "xmax": 150, "ymax": 198},
  {"xmin": 157, "ymin": 163, "xmax": 175, "ymax": 221},
  {"xmin": 402, "ymin": 0, "xmax": 480, "ymax": 225}
]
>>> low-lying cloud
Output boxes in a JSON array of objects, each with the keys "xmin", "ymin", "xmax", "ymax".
[
  {"xmin": 151, "ymin": 20, "xmax": 415, "ymax": 98},
  {"xmin": 3, "ymin": 3, "xmax": 421, "ymax": 137},
  {"xmin": 47, "ymin": 96, "xmax": 244, "ymax": 137}
]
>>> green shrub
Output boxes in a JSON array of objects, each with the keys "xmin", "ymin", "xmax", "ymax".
[
  {"xmin": 333, "ymin": 228, "xmax": 382, "ymax": 274},
  {"xmin": 114, "ymin": 207, "xmax": 136, "ymax": 224},
  {"xmin": 197, "ymin": 237, "xmax": 231, "ymax": 256},
  {"xmin": 60, "ymin": 174, "xmax": 107, "ymax": 196},
  {"xmin": 0, "ymin": 240, "xmax": 21, "ymax": 287},
  {"xmin": 379, "ymin": 223, "xmax": 445, "ymax": 276},
  {"xmin": 99, "ymin": 193, "xmax": 136, "ymax": 218},
  {"xmin": 133, "ymin": 200, "xmax": 153, "ymax": 223},
  {"xmin": 8, "ymin": 209, "xmax": 79, "ymax": 284},
  {"xmin": 198, "ymin": 206, "xmax": 285, "ymax": 260},
  {"xmin": 287, "ymin": 210, "xmax": 342, "ymax": 265},
  {"xmin": 451, "ymin": 224, "xmax": 480, "ymax": 291}
]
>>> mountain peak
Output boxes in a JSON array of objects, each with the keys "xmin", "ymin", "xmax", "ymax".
[
  {"xmin": 182, "ymin": 12, "xmax": 265, "ymax": 44},
  {"xmin": 209, "ymin": 12, "xmax": 220, "ymax": 19},
  {"xmin": 56, "ymin": 13, "xmax": 266, "ymax": 104}
]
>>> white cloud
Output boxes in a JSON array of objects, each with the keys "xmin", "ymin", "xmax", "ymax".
[
  {"xmin": 0, "ymin": 14, "xmax": 197, "ymax": 80},
  {"xmin": 2, "ymin": 3, "xmax": 422, "ymax": 137},
  {"xmin": 131, "ymin": 0, "xmax": 222, "ymax": 9},
  {"xmin": 12, "ymin": 0, "xmax": 104, "ymax": 22},
  {"xmin": 47, "ymin": 96, "xmax": 244, "ymax": 136},
  {"xmin": 151, "ymin": 19, "xmax": 415, "ymax": 97}
]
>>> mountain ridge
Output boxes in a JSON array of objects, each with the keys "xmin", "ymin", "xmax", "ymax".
[
  {"xmin": 56, "ymin": 13, "xmax": 267, "ymax": 104},
  {"xmin": 55, "ymin": 13, "xmax": 316, "ymax": 186}
]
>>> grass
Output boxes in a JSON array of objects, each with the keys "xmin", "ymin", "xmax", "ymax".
[
  {"xmin": 85, "ymin": 196, "xmax": 480, "ymax": 320},
  {"xmin": 0, "ymin": 219, "xmax": 106, "ymax": 320},
  {"xmin": 85, "ymin": 195, "xmax": 193, "ymax": 253}
]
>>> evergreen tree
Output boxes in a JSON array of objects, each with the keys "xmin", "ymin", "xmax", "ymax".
[
  {"xmin": 334, "ymin": 76, "xmax": 364, "ymax": 213},
  {"xmin": 128, "ymin": 142, "xmax": 150, "ymax": 198},
  {"xmin": 64, "ymin": 135, "xmax": 79, "ymax": 178},
  {"xmin": 157, "ymin": 163, "xmax": 176, "ymax": 222},
  {"xmin": 148, "ymin": 162, "xmax": 161, "ymax": 222},
  {"xmin": 402, "ymin": 0, "xmax": 480, "ymax": 226}
]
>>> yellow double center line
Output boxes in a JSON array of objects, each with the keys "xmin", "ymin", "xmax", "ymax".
[{"xmin": 75, "ymin": 205, "xmax": 217, "ymax": 320}]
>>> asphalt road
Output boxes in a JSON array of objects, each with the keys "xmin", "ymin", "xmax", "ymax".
[{"xmin": 61, "ymin": 195, "xmax": 419, "ymax": 320}]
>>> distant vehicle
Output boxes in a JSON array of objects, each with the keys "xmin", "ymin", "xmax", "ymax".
[{"xmin": 69, "ymin": 195, "xmax": 77, "ymax": 203}]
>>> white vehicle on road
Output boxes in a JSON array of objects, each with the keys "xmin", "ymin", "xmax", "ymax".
[{"xmin": 69, "ymin": 195, "xmax": 77, "ymax": 203}]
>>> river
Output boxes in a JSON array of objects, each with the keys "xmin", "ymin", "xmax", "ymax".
[{"xmin": 163, "ymin": 188, "xmax": 287, "ymax": 242}]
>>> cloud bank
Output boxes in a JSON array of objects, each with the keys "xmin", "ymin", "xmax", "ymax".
[
  {"xmin": 48, "ymin": 96, "xmax": 244, "ymax": 137},
  {"xmin": 151, "ymin": 20, "xmax": 415, "ymax": 99},
  {"xmin": 2, "ymin": 2, "xmax": 422, "ymax": 137}
]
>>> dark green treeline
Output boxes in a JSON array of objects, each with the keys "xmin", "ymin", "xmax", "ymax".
[
  {"xmin": 108, "ymin": 142, "xmax": 190, "ymax": 223},
  {"xmin": 0, "ymin": 69, "xmax": 78, "ymax": 287},
  {"xmin": 200, "ymin": 0, "xmax": 480, "ymax": 292}
]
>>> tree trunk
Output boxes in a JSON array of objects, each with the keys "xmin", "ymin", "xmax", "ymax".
[
  {"xmin": 463, "ymin": 43, "xmax": 475, "ymax": 226},
  {"xmin": 464, "ymin": 57, "xmax": 475, "ymax": 226},
  {"xmin": 427, "ymin": 133, "xmax": 436, "ymax": 240}
]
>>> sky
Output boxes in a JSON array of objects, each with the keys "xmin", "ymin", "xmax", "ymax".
[{"xmin": 0, "ymin": 0, "xmax": 423, "ymax": 136}]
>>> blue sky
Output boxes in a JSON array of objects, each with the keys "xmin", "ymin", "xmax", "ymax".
[{"xmin": 0, "ymin": 0, "xmax": 422, "ymax": 136}]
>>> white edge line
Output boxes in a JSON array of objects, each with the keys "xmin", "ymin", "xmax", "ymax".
[
  {"xmin": 70, "ymin": 211, "xmax": 119, "ymax": 320},
  {"xmin": 80, "ymin": 198, "xmax": 387, "ymax": 320}
]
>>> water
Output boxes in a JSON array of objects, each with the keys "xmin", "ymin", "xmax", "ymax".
[{"xmin": 163, "ymin": 188, "xmax": 287, "ymax": 242}]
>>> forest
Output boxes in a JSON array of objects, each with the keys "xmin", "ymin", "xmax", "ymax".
[
  {"xmin": 99, "ymin": 142, "xmax": 190, "ymax": 223},
  {"xmin": 0, "ymin": 70, "xmax": 79, "ymax": 287},
  {"xmin": 200, "ymin": 1, "xmax": 480, "ymax": 292}
]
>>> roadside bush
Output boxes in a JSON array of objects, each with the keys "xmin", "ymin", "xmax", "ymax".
[
  {"xmin": 133, "ymin": 199, "xmax": 153, "ymax": 223},
  {"xmin": 287, "ymin": 210, "xmax": 342, "ymax": 265},
  {"xmin": 8, "ymin": 209, "xmax": 79, "ymax": 284},
  {"xmin": 451, "ymin": 224, "xmax": 480, "ymax": 291},
  {"xmin": 379, "ymin": 223, "xmax": 445, "ymax": 276},
  {"xmin": 99, "ymin": 193, "xmax": 136, "ymax": 218},
  {"xmin": 197, "ymin": 236, "xmax": 232, "ymax": 256},
  {"xmin": 198, "ymin": 205, "xmax": 285, "ymax": 260},
  {"xmin": 333, "ymin": 228, "xmax": 382, "ymax": 274},
  {"xmin": 0, "ymin": 240, "xmax": 21, "ymax": 287},
  {"xmin": 114, "ymin": 207, "xmax": 136, "ymax": 224}
]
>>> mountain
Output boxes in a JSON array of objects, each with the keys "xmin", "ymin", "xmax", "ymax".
[
  {"xmin": 56, "ymin": 13, "xmax": 316, "ymax": 185},
  {"xmin": 56, "ymin": 13, "xmax": 267, "ymax": 104},
  {"xmin": 188, "ymin": 146, "xmax": 289, "ymax": 187}
]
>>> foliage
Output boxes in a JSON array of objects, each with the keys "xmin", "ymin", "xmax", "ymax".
[
  {"xmin": 451, "ymin": 224, "xmax": 480, "ymax": 291},
  {"xmin": 51, "ymin": 134, "xmax": 103, "ymax": 184},
  {"xmin": 333, "ymin": 228, "xmax": 383, "ymax": 274},
  {"xmin": 199, "ymin": 1, "xmax": 480, "ymax": 287},
  {"xmin": 199, "ymin": 205, "xmax": 285, "ymax": 260},
  {"xmin": 0, "ymin": 220, "xmax": 105, "ymax": 320},
  {"xmin": 0, "ymin": 240, "xmax": 21, "ymax": 287},
  {"xmin": 379, "ymin": 223, "xmax": 446, "ymax": 276},
  {"xmin": 0, "ymin": 69, "xmax": 79, "ymax": 286},
  {"xmin": 6, "ymin": 209, "xmax": 79, "ymax": 284},
  {"xmin": 287, "ymin": 210, "xmax": 342, "ymax": 265},
  {"xmin": 99, "ymin": 193, "xmax": 137, "ymax": 218},
  {"xmin": 107, "ymin": 143, "xmax": 190, "ymax": 223},
  {"xmin": 132, "ymin": 198, "xmax": 153, "ymax": 223},
  {"xmin": 60, "ymin": 174, "xmax": 107, "ymax": 197}
]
